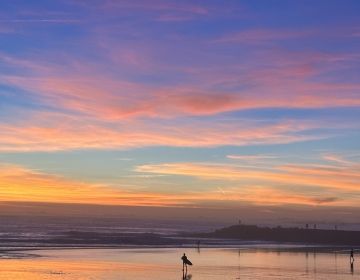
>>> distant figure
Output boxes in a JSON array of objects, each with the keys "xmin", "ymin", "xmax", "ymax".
[
  {"xmin": 350, "ymin": 249, "xmax": 355, "ymax": 264},
  {"xmin": 181, "ymin": 253, "xmax": 193, "ymax": 274}
]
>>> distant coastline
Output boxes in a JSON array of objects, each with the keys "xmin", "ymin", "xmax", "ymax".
[
  {"xmin": 191, "ymin": 224, "xmax": 360, "ymax": 246},
  {"xmin": 1, "ymin": 223, "xmax": 360, "ymax": 252}
]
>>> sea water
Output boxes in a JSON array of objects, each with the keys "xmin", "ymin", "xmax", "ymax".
[{"xmin": 0, "ymin": 248, "xmax": 357, "ymax": 279}]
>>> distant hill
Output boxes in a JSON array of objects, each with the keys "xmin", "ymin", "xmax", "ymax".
[{"xmin": 193, "ymin": 224, "xmax": 360, "ymax": 246}]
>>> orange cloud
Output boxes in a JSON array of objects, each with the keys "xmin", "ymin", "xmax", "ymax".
[
  {"xmin": 137, "ymin": 160, "xmax": 360, "ymax": 197},
  {"xmin": 0, "ymin": 164, "xmax": 196, "ymax": 207},
  {"xmin": 0, "ymin": 163, "xmax": 354, "ymax": 208},
  {"xmin": 205, "ymin": 186, "xmax": 341, "ymax": 207}
]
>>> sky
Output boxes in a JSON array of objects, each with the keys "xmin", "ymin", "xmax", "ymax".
[{"xmin": 0, "ymin": 0, "xmax": 359, "ymax": 224}]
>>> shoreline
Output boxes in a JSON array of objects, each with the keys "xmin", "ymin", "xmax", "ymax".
[{"xmin": 1, "ymin": 243, "xmax": 358, "ymax": 255}]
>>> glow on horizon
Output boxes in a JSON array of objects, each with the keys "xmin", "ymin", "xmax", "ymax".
[
  {"xmin": 0, "ymin": 1, "xmax": 359, "ymax": 218},
  {"xmin": 2, "ymin": 162, "xmax": 357, "ymax": 208}
]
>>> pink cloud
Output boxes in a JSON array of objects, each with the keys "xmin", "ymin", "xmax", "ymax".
[
  {"xmin": 322, "ymin": 154, "xmax": 354, "ymax": 166},
  {"xmin": 0, "ymin": 111, "xmax": 325, "ymax": 152},
  {"xmin": 2, "ymin": 71, "xmax": 360, "ymax": 122},
  {"xmin": 0, "ymin": 24, "xmax": 358, "ymax": 153},
  {"xmin": 1, "ymin": 53, "xmax": 356, "ymax": 152},
  {"xmin": 1, "ymin": 40, "xmax": 359, "ymax": 123}
]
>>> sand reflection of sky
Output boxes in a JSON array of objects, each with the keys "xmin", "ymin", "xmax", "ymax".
[{"xmin": 0, "ymin": 248, "xmax": 357, "ymax": 280}]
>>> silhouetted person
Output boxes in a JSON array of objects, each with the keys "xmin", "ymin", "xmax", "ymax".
[
  {"xmin": 181, "ymin": 253, "xmax": 192, "ymax": 275},
  {"xmin": 350, "ymin": 249, "xmax": 355, "ymax": 264}
]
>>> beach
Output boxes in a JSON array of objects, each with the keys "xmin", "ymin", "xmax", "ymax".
[{"xmin": 0, "ymin": 247, "xmax": 357, "ymax": 279}]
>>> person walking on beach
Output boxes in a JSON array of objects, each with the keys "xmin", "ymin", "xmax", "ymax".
[
  {"xmin": 350, "ymin": 249, "xmax": 355, "ymax": 264},
  {"xmin": 181, "ymin": 253, "xmax": 192, "ymax": 274}
]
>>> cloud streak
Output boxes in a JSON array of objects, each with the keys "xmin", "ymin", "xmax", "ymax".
[
  {"xmin": 0, "ymin": 113, "xmax": 327, "ymax": 152},
  {"xmin": 227, "ymin": 154, "xmax": 277, "ymax": 161},
  {"xmin": 137, "ymin": 160, "xmax": 360, "ymax": 197},
  {"xmin": 2, "ymin": 69, "xmax": 360, "ymax": 121},
  {"xmin": 0, "ymin": 163, "xmax": 195, "ymax": 207},
  {"xmin": 0, "ymin": 163, "xmax": 354, "ymax": 208}
]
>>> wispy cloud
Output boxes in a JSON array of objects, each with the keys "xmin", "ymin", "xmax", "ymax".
[
  {"xmin": 210, "ymin": 186, "xmax": 341, "ymax": 206},
  {"xmin": 0, "ymin": 163, "xmax": 193, "ymax": 207},
  {"xmin": 0, "ymin": 162, "xmax": 354, "ymax": 208},
  {"xmin": 2, "ymin": 51, "xmax": 359, "ymax": 123},
  {"xmin": 0, "ymin": 113, "xmax": 325, "ymax": 152},
  {"xmin": 137, "ymin": 160, "xmax": 360, "ymax": 194},
  {"xmin": 227, "ymin": 154, "xmax": 277, "ymax": 161},
  {"xmin": 322, "ymin": 154, "xmax": 354, "ymax": 166},
  {"xmin": 2, "ymin": 73, "xmax": 359, "ymax": 125}
]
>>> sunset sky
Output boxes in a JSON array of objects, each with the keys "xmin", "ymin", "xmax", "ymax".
[{"xmin": 0, "ymin": 1, "xmax": 359, "ymax": 222}]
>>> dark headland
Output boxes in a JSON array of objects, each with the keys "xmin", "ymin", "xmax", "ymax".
[
  {"xmin": 191, "ymin": 224, "xmax": 360, "ymax": 246},
  {"xmin": 1, "ymin": 221, "xmax": 360, "ymax": 249}
]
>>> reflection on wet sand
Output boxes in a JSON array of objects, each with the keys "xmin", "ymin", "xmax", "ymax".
[
  {"xmin": 0, "ymin": 248, "xmax": 358, "ymax": 280},
  {"xmin": 183, "ymin": 273, "xmax": 192, "ymax": 280}
]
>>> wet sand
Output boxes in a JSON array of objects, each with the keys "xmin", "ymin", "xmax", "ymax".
[{"xmin": 0, "ymin": 247, "xmax": 357, "ymax": 279}]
